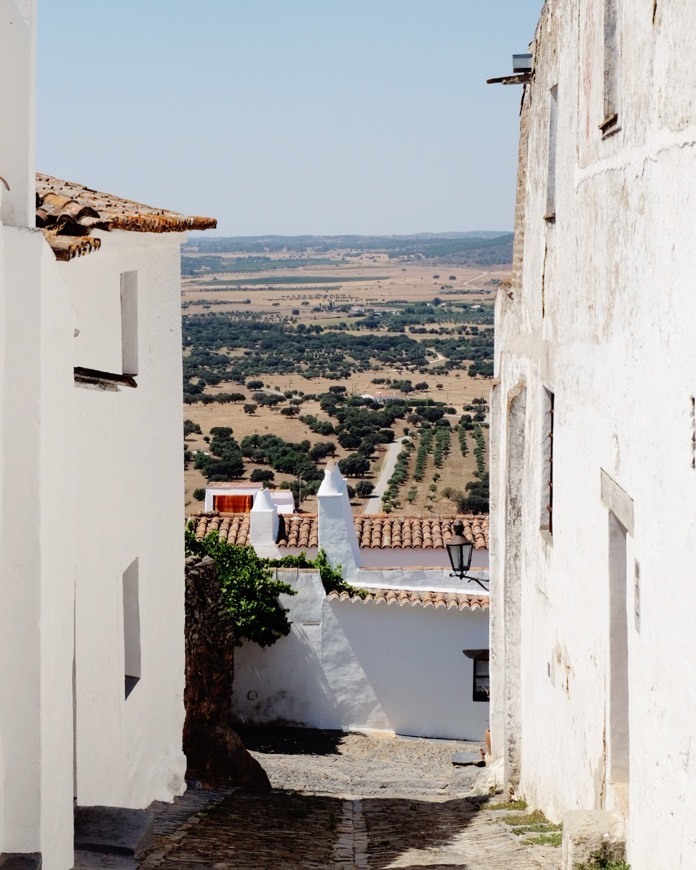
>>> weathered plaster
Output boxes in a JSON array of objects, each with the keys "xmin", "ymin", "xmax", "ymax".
[{"xmin": 491, "ymin": 2, "xmax": 696, "ymax": 867}]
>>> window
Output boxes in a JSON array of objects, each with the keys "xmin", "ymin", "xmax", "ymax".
[
  {"xmin": 473, "ymin": 657, "xmax": 490, "ymax": 703},
  {"xmin": 120, "ymin": 270, "xmax": 139, "ymax": 376},
  {"xmin": 74, "ymin": 270, "xmax": 139, "ymax": 389},
  {"xmin": 601, "ymin": 0, "xmax": 620, "ymax": 134},
  {"xmin": 540, "ymin": 388, "xmax": 555, "ymax": 534},
  {"xmin": 123, "ymin": 558, "xmax": 141, "ymax": 699},
  {"xmin": 691, "ymin": 397, "xmax": 695, "ymax": 469},
  {"xmin": 544, "ymin": 85, "xmax": 558, "ymax": 222},
  {"xmin": 464, "ymin": 649, "xmax": 490, "ymax": 702}
]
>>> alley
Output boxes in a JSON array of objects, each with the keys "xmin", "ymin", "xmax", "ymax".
[{"xmin": 125, "ymin": 729, "xmax": 561, "ymax": 870}]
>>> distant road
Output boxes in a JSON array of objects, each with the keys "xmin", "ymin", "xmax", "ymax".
[
  {"xmin": 363, "ymin": 438, "xmax": 406, "ymax": 515},
  {"xmin": 462, "ymin": 270, "xmax": 489, "ymax": 287}
]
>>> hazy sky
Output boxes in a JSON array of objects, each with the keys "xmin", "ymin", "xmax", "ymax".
[{"xmin": 37, "ymin": 1, "xmax": 542, "ymax": 236}]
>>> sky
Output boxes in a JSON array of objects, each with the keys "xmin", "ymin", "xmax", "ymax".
[{"xmin": 37, "ymin": 1, "xmax": 543, "ymax": 237}]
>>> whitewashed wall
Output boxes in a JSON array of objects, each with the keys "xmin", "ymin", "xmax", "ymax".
[
  {"xmin": 491, "ymin": 2, "xmax": 696, "ymax": 868},
  {"xmin": 0, "ymin": 1, "xmax": 35, "ymax": 227},
  {"xmin": 0, "ymin": 224, "xmax": 75, "ymax": 869},
  {"xmin": 232, "ymin": 569, "xmax": 489, "ymax": 741},
  {"xmin": 65, "ymin": 231, "xmax": 187, "ymax": 811},
  {"xmin": 357, "ymin": 546, "xmax": 488, "ymax": 572}
]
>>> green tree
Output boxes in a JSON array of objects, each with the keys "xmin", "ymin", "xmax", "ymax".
[
  {"xmin": 355, "ymin": 481, "xmax": 374, "ymax": 498},
  {"xmin": 185, "ymin": 528, "xmax": 295, "ymax": 647},
  {"xmin": 184, "ymin": 419, "xmax": 202, "ymax": 437},
  {"xmin": 339, "ymin": 453, "xmax": 370, "ymax": 477},
  {"xmin": 250, "ymin": 469, "xmax": 275, "ymax": 483}
]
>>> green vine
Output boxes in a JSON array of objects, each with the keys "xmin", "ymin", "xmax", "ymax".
[
  {"xmin": 267, "ymin": 549, "xmax": 367, "ymax": 598},
  {"xmin": 185, "ymin": 525, "xmax": 296, "ymax": 647}
]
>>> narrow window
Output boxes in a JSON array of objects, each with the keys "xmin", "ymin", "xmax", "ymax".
[
  {"xmin": 473, "ymin": 656, "xmax": 490, "ymax": 702},
  {"xmin": 601, "ymin": 0, "xmax": 620, "ymax": 133},
  {"xmin": 120, "ymin": 271, "xmax": 138, "ymax": 376},
  {"xmin": 540, "ymin": 388, "xmax": 555, "ymax": 534},
  {"xmin": 123, "ymin": 558, "xmax": 141, "ymax": 699},
  {"xmin": 463, "ymin": 649, "xmax": 491, "ymax": 702},
  {"xmin": 544, "ymin": 85, "xmax": 558, "ymax": 222},
  {"xmin": 691, "ymin": 397, "xmax": 695, "ymax": 469}
]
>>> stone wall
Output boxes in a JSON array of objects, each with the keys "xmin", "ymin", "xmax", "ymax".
[{"xmin": 184, "ymin": 556, "xmax": 269, "ymax": 790}]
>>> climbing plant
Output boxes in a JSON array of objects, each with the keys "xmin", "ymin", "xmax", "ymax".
[
  {"xmin": 185, "ymin": 525, "xmax": 296, "ymax": 647},
  {"xmin": 267, "ymin": 549, "xmax": 367, "ymax": 598}
]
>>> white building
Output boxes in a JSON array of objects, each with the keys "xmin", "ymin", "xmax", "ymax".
[
  {"xmin": 204, "ymin": 482, "xmax": 295, "ymax": 514},
  {"xmin": 490, "ymin": 2, "xmax": 696, "ymax": 867},
  {"xmin": 0, "ymin": 3, "xmax": 215, "ymax": 867},
  {"xmin": 192, "ymin": 467, "xmax": 490, "ymax": 741}
]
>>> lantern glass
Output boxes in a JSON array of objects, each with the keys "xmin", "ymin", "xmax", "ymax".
[{"xmin": 446, "ymin": 530, "xmax": 474, "ymax": 577}]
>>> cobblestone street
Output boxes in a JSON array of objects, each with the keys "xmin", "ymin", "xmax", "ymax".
[{"xmin": 78, "ymin": 729, "xmax": 561, "ymax": 869}]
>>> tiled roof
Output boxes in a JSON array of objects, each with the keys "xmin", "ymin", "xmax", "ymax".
[
  {"xmin": 353, "ymin": 515, "xmax": 488, "ymax": 550},
  {"xmin": 191, "ymin": 513, "xmax": 251, "ymax": 547},
  {"xmin": 327, "ymin": 588, "xmax": 489, "ymax": 611},
  {"xmin": 278, "ymin": 514, "xmax": 319, "ymax": 549},
  {"xmin": 36, "ymin": 173, "xmax": 216, "ymax": 260},
  {"xmin": 190, "ymin": 512, "xmax": 489, "ymax": 551}
]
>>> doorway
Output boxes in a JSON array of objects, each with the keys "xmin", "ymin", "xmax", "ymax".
[{"xmin": 607, "ymin": 511, "xmax": 629, "ymax": 812}]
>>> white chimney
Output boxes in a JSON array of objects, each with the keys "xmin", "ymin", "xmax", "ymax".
[
  {"xmin": 250, "ymin": 487, "xmax": 279, "ymax": 553},
  {"xmin": 317, "ymin": 464, "xmax": 360, "ymax": 577}
]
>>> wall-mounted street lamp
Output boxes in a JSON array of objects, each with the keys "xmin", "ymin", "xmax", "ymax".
[{"xmin": 446, "ymin": 520, "xmax": 487, "ymax": 590}]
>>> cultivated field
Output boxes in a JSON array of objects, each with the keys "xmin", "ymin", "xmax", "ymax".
[{"xmin": 182, "ymin": 243, "xmax": 509, "ymax": 516}]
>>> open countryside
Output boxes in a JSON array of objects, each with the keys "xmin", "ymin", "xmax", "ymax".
[{"xmin": 182, "ymin": 233, "xmax": 510, "ymax": 516}]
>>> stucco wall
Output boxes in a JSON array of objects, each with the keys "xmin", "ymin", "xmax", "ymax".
[
  {"xmin": 0, "ymin": 225, "xmax": 75, "ymax": 869},
  {"xmin": 232, "ymin": 569, "xmax": 490, "ymax": 741},
  {"xmin": 65, "ymin": 231, "xmax": 187, "ymax": 811},
  {"xmin": 0, "ymin": 1, "xmax": 35, "ymax": 227},
  {"xmin": 492, "ymin": 2, "xmax": 696, "ymax": 867},
  {"xmin": 356, "ymin": 546, "xmax": 489, "ymax": 572}
]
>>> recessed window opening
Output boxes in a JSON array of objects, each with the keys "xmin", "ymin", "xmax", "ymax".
[
  {"xmin": 473, "ymin": 656, "xmax": 490, "ymax": 702},
  {"xmin": 540, "ymin": 388, "xmax": 555, "ymax": 534},
  {"xmin": 690, "ymin": 397, "xmax": 695, "ymax": 469},
  {"xmin": 545, "ymin": 85, "xmax": 558, "ymax": 221},
  {"xmin": 463, "ymin": 649, "xmax": 490, "ymax": 702},
  {"xmin": 601, "ymin": 0, "xmax": 620, "ymax": 133},
  {"xmin": 123, "ymin": 558, "xmax": 141, "ymax": 699},
  {"xmin": 120, "ymin": 271, "xmax": 139, "ymax": 376}
]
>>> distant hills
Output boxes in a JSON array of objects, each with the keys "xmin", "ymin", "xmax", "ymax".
[{"xmin": 184, "ymin": 232, "xmax": 513, "ymax": 266}]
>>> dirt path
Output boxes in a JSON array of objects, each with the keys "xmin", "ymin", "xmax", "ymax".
[{"xmin": 363, "ymin": 438, "xmax": 405, "ymax": 514}]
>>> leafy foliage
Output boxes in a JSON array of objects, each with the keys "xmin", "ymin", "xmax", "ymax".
[
  {"xmin": 185, "ymin": 527, "xmax": 296, "ymax": 647},
  {"xmin": 194, "ymin": 428, "xmax": 245, "ymax": 481},
  {"xmin": 269, "ymin": 549, "xmax": 366, "ymax": 598},
  {"xmin": 184, "ymin": 419, "xmax": 202, "ymax": 437}
]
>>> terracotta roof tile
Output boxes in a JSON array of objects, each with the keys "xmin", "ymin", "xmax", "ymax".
[
  {"xmin": 36, "ymin": 173, "xmax": 216, "ymax": 260},
  {"xmin": 327, "ymin": 587, "xmax": 489, "ymax": 611},
  {"xmin": 352, "ymin": 515, "xmax": 489, "ymax": 550},
  {"xmin": 190, "ymin": 512, "xmax": 489, "ymax": 551},
  {"xmin": 190, "ymin": 512, "xmax": 250, "ymax": 547}
]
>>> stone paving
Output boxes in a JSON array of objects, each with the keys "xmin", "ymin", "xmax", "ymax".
[{"xmin": 76, "ymin": 728, "xmax": 561, "ymax": 869}]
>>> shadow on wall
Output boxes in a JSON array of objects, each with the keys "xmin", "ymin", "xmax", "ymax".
[
  {"xmin": 329, "ymin": 601, "xmax": 489, "ymax": 741},
  {"xmin": 232, "ymin": 620, "xmax": 342, "ymax": 728}
]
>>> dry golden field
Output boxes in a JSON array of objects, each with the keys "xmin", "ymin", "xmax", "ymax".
[{"xmin": 182, "ymin": 250, "xmax": 506, "ymax": 515}]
